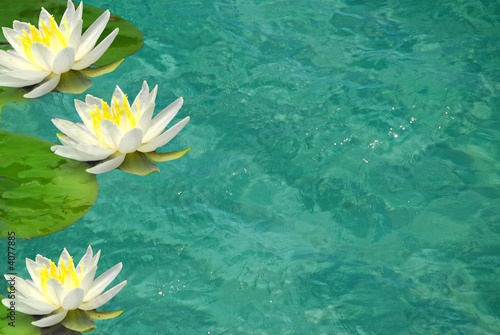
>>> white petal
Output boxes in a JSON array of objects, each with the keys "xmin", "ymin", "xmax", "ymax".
[
  {"xmin": 100, "ymin": 119, "xmax": 124, "ymax": 150},
  {"xmin": 112, "ymin": 85, "xmax": 126, "ymax": 106},
  {"xmin": 76, "ymin": 247, "xmax": 99, "ymax": 276},
  {"xmin": 52, "ymin": 118, "xmax": 99, "ymax": 145},
  {"xmin": 139, "ymin": 116, "xmax": 190, "ymax": 152},
  {"xmin": 4, "ymin": 275, "xmax": 47, "ymax": 304},
  {"xmin": 74, "ymin": 100, "xmax": 95, "ymax": 131},
  {"xmin": 75, "ymin": 10, "xmax": 111, "ymax": 60},
  {"xmin": 3, "ymin": 69, "xmax": 47, "ymax": 81},
  {"xmin": 32, "ymin": 309, "xmax": 68, "ymax": 328},
  {"xmin": 5, "ymin": 298, "xmax": 58, "ymax": 315},
  {"xmin": 67, "ymin": 19, "xmax": 83, "ymax": 51},
  {"xmin": 47, "ymin": 278, "xmax": 67, "ymax": 306},
  {"xmin": 52, "ymin": 47, "xmax": 76, "ymax": 74},
  {"xmin": 26, "ymin": 259, "xmax": 43, "ymax": 288},
  {"xmin": 86, "ymin": 154, "xmax": 125, "ymax": 174},
  {"xmin": 30, "ymin": 43, "xmax": 56, "ymax": 71},
  {"xmin": 80, "ymin": 280, "xmax": 126, "ymax": 310},
  {"xmin": 79, "ymin": 265, "xmax": 97, "ymax": 293},
  {"xmin": 35, "ymin": 255, "xmax": 51, "ymax": 268},
  {"xmin": 136, "ymin": 103, "xmax": 155, "ymax": 132},
  {"xmin": 13, "ymin": 21, "xmax": 30, "ymax": 33},
  {"xmin": 131, "ymin": 81, "xmax": 150, "ymax": 112},
  {"xmin": 61, "ymin": 288, "xmax": 85, "ymax": 310},
  {"xmin": 58, "ymin": 248, "xmax": 71, "ymax": 268},
  {"xmin": 51, "ymin": 145, "xmax": 113, "ymax": 161},
  {"xmin": 142, "ymin": 97, "xmax": 184, "ymax": 143},
  {"xmin": 0, "ymin": 73, "xmax": 44, "ymax": 88},
  {"xmin": 60, "ymin": 0, "xmax": 76, "ymax": 28},
  {"xmin": 85, "ymin": 94, "xmax": 103, "ymax": 109},
  {"xmin": 24, "ymin": 74, "xmax": 61, "ymax": 98},
  {"xmin": 118, "ymin": 128, "xmax": 143, "ymax": 153},
  {"xmin": 38, "ymin": 8, "xmax": 52, "ymax": 31},
  {"xmin": 0, "ymin": 50, "xmax": 39, "ymax": 71},
  {"xmin": 75, "ymin": 246, "xmax": 93, "ymax": 276},
  {"xmin": 72, "ymin": 28, "xmax": 119, "ymax": 70},
  {"xmin": 2, "ymin": 27, "xmax": 26, "ymax": 59},
  {"xmin": 83, "ymin": 263, "xmax": 122, "ymax": 302}
]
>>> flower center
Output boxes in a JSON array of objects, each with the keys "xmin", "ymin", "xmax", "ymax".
[
  {"xmin": 38, "ymin": 257, "xmax": 82, "ymax": 299},
  {"xmin": 87, "ymin": 96, "xmax": 141, "ymax": 143},
  {"xmin": 17, "ymin": 16, "xmax": 68, "ymax": 64}
]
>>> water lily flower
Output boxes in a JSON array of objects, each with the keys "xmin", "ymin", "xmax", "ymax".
[
  {"xmin": 0, "ymin": 0, "xmax": 120, "ymax": 98},
  {"xmin": 2, "ymin": 246, "xmax": 126, "ymax": 332},
  {"xmin": 51, "ymin": 81, "xmax": 191, "ymax": 175}
]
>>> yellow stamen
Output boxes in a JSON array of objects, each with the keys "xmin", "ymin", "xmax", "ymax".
[
  {"xmin": 37, "ymin": 257, "xmax": 81, "ymax": 302},
  {"xmin": 87, "ymin": 95, "xmax": 139, "ymax": 146},
  {"xmin": 17, "ymin": 16, "xmax": 68, "ymax": 64}
]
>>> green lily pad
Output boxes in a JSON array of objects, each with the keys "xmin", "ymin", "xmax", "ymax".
[
  {"xmin": 0, "ymin": 131, "xmax": 98, "ymax": 238},
  {"xmin": 0, "ymin": 0, "xmax": 144, "ymax": 112}
]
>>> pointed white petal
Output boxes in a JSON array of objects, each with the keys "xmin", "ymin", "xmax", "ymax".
[
  {"xmin": 4, "ymin": 275, "xmax": 48, "ymax": 303},
  {"xmin": 79, "ymin": 265, "xmax": 97, "ymax": 293},
  {"xmin": 38, "ymin": 8, "xmax": 52, "ymax": 31},
  {"xmin": 32, "ymin": 309, "xmax": 68, "ymax": 328},
  {"xmin": 3, "ymin": 27, "xmax": 26, "ymax": 59},
  {"xmin": 26, "ymin": 258, "xmax": 43, "ymax": 287},
  {"xmin": 30, "ymin": 42, "xmax": 56, "ymax": 71},
  {"xmin": 60, "ymin": 0, "xmax": 76, "ymax": 27},
  {"xmin": 112, "ymin": 85, "xmax": 126, "ymax": 106},
  {"xmin": 83, "ymin": 263, "xmax": 122, "ymax": 302},
  {"xmin": 142, "ymin": 97, "xmax": 184, "ymax": 143},
  {"xmin": 118, "ymin": 128, "xmax": 143, "ymax": 153},
  {"xmin": 51, "ymin": 144, "xmax": 113, "ymax": 161},
  {"xmin": 24, "ymin": 74, "xmax": 61, "ymax": 98},
  {"xmin": 61, "ymin": 288, "xmax": 85, "ymax": 310},
  {"xmin": 139, "ymin": 116, "xmax": 190, "ymax": 152},
  {"xmin": 72, "ymin": 28, "xmax": 118, "ymax": 70},
  {"xmin": 131, "ymin": 81, "xmax": 150, "ymax": 111},
  {"xmin": 8, "ymin": 298, "xmax": 58, "ymax": 315},
  {"xmin": 52, "ymin": 118, "xmax": 99, "ymax": 145},
  {"xmin": 75, "ymin": 246, "xmax": 93, "ymax": 276},
  {"xmin": 75, "ymin": 10, "xmax": 111, "ymax": 60},
  {"xmin": 100, "ymin": 119, "xmax": 124, "ymax": 150},
  {"xmin": 47, "ymin": 278, "xmax": 67, "ymax": 306},
  {"xmin": 80, "ymin": 280, "xmax": 126, "ymax": 310},
  {"xmin": 3, "ymin": 69, "xmax": 47, "ymax": 81},
  {"xmin": 58, "ymin": 248, "xmax": 71, "ymax": 268},
  {"xmin": 0, "ymin": 73, "xmax": 43, "ymax": 88},
  {"xmin": 67, "ymin": 19, "xmax": 83, "ymax": 50},
  {"xmin": 74, "ymin": 100, "xmax": 95, "ymax": 131},
  {"xmin": 136, "ymin": 103, "xmax": 155, "ymax": 132},
  {"xmin": 0, "ymin": 50, "xmax": 39, "ymax": 71},
  {"xmin": 52, "ymin": 47, "xmax": 76, "ymax": 74},
  {"xmin": 86, "ymin": 154, "xmax": 125, "ymax": 174}
]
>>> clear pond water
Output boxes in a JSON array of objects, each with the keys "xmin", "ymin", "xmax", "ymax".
[{"xmin": 2, "ymin": 0, "xmax": 500, "ymax": 334}]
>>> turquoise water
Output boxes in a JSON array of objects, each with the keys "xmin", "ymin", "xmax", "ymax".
[{"xmin": 2, "ymin": 0, "xmax": 500, "ymax": 333}]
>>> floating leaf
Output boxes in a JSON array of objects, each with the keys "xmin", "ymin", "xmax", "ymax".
[
  {"xmin": 0, "ymin": 87, "xmax": 28, "ymax": 117},
  {"xmin": 0, "ymin": 131, "xmax": 98, "ymax": 238},
  {"xmin": 0, "ymin": 0, "xmax": 143, "ymax": 112}
]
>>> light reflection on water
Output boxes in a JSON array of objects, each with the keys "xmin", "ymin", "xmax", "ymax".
[{"xmin": 2, "ymin": 0, "xmax": 500, "ymax": 333}]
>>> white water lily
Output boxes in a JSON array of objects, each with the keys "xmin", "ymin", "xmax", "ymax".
[
  {"xmin": 51, "ymin": 81, "xmax": 190, "ymax": 175},
  {"xmin": 2, "ymin": 246, "xmax": 126, "ymax": 332},
  {"xmin": 0, "ymin": 0, "xmax": 119, "ymax": 98}
]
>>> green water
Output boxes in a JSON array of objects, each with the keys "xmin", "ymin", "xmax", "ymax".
[{"xmin": 2, "ymin": 0, "xmax": 500, "ymax": 333}]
